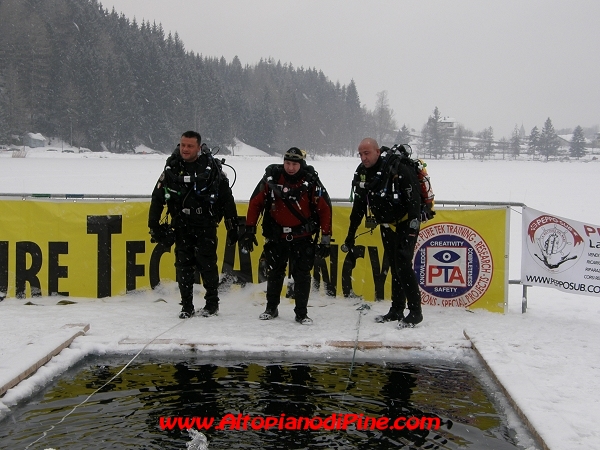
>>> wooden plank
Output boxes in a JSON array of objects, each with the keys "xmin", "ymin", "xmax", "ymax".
[
  {"xmin": 117, "ymin": 338, "xmax": 466, "ymax": 351},
  {"xmin": 0, "ymin": 323, "xmax": 90, "ymax": 397},
  {"xmin": 326, "ymin": 340, "xmax": 383, "ymax": 349}
]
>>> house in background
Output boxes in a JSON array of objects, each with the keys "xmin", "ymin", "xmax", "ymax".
[
  {"xmin": 557, "ymin": 134, "xmax": 595, "ymax": 155},
  {"xmin": 23, "ymin": 132, "xmax": 47, "ymax": 148},
  {"xmin": 439, "ymin": 116, "xmax": 457, "ymax": 135}
]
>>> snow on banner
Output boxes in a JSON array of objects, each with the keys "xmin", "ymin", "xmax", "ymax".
[{"xmin": 522, "ymin": 206, "xmax": 600, "ymax": 296}]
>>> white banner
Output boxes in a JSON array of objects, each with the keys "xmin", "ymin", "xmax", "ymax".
[{"xmin": 521, "ymin": 207, "xmax": 600, "ymax": 297}]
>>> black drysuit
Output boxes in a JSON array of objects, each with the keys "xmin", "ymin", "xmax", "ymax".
[
  {"xmin": 346, "ymin": 154, "xmax": 423, "ymax": 313},
  {"xmin": 148, "ymin": 151, "xmax": 237, "ymax": 311}
]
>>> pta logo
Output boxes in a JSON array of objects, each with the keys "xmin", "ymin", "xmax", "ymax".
[
  {"xmin": 426, "ymin": 248, "xmax": 467, "ymax": 288},
  {"xmin": 414, "ymin": 223, "xmax": 493, "ymax": 307}
]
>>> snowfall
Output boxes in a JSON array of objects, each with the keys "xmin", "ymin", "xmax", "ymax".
[{"xmin": 1, "ymin": 140, "xmax": 600, "ymax": 450}]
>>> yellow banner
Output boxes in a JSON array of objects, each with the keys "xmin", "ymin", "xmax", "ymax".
[
  {"xmin": 323, "ymin": 206, "xmax": 508, "ymax": 312},
  {"xmin": 0, "ymin": 200, "xmax": 507, "ymax": 312},
  {"xmin": 413, "ymin": 208, "xmax": 508, "ymax": 313}
]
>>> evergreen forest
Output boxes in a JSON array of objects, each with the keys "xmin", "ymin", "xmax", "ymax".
[{"xmin": 0, "ymin": 0, "xmax": 384, "ymax": 154}]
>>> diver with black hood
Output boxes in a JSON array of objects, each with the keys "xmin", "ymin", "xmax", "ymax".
[{"xmin": 240, "ymin": 147, "xmax": 332, "ymax": 325}]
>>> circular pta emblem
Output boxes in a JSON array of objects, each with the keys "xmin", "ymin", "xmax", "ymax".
[
  {"xmin": 414, "ymin": 223, "xmax": 493, "ymax": 307},
  {"xmin": 525, "ymin": 214, "xmax": 584, "ymax": 273}
]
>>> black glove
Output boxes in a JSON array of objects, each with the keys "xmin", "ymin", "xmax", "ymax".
[
  {"xmin": 150, "ymin": 224, "xmax": 176, "ymax": 248},
  {"xmin": 149, "ymin": 228, "xmax": 161, "ymax": 242},
  {"xmin": 341, "ymin": 235, "xmax": 355, "ymax": 253},
  {"xmin": 225, "ymin": 217, "xmax": 239, "ymax": 246},
  {"xmin": 420, "ymin": 203, "xmax": 436, "ymax": 222},
  {"xmin": 316, "ymin": 235, "xmax": 331, "ymax": 258},
  {"xmin": 239, "ymin": 226, "xmax": 258, "ymax": 253},
  {"xmin": 227, "ymin": 228, "xmax": 238, "ymax": 246}
]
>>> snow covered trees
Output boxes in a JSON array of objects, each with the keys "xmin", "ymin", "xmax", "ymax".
[{"xmin": 570, "ymin": 126, "xmax": 586, "ymax": 159}]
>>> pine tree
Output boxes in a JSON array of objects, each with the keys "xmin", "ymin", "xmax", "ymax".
[
  {"xmin": 426, "ymin": 107, "xmax": 448, "ymax": 158},
  {"xmin": 451, "ymin": 124, "xmax": 467, "ymax": 159},
  {"xmin": 373, "ymin": 90, "xmax": 396, "ymax": 145},
  {"xmin": 476, "ymin": 127, "xmax": 494, "ymax": 159},
  {"xmin": 570, "ymin": 125, "xmax": 586, "ymax": 158},
  {"xmin": 539, "ymin": 118, "xmax": 559, "ymax": 161},
  {"xmin": 395, "ymin": 124, "xmax": 411, "ymax": 145},
  {"xmin": 420, "ymin": 122, "xmax": 432, "ymax": 158},
  {"xmin": 528, "ymin": 126, "xmax": 540, "ymax": 157},
  {"xmin": 0, "ymin": 92, "xmax": 7, "ymax": 143},
  {"xmin": 484, "ymin": 127, "xmax": 495, "ymax": 157},
  {"xmin": 345, "ymin": 80, "xmax": 363, "ymax": 153},
  {"xmin": 1, "ymin": 66, "xmax": 28, "ymax": 140},
  {"xmin": 276, "ymin": 87, "xmax": 302, "ymax": 151},
  {"xmin": 498, "ymin": 137, "xmax": 509, "ymax": 159},
  {"xmin": 510, "ymin": 125, "xmax": 521, "ymax": 157},
  {"xmin": 250, "ymin": 90, "xmax": 276, "ymax": 152}
]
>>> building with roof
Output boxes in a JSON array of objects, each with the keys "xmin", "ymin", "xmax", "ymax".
[{"xmin": 23, "ymin": 133, "xmax": 46, "ymax": 148}]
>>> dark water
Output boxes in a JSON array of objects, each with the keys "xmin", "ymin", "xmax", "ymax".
[{"xmin": 0, "ymin": 355, "xmax": 528, "ymax": 449}]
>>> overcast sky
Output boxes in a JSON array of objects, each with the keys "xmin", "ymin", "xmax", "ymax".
[{"xmin": 104, "ymin": 0, "xmax": 599, "ymax": 139}]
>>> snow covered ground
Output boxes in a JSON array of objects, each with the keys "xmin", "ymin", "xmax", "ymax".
[{"xmin": 1, "ymin": 142, "xmax": 600, "ymax": 449}]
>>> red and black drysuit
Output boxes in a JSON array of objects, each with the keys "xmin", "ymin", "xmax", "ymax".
[{"xmin": 245, "ymin": 164, "xmax": 332, "ymax": 318}]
